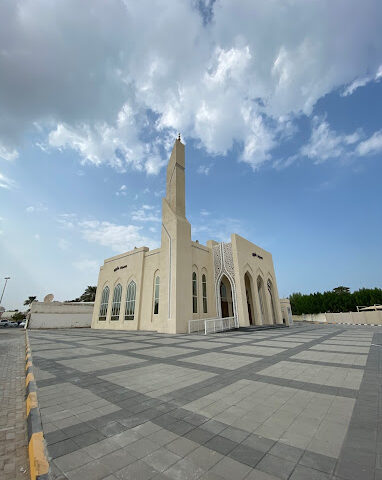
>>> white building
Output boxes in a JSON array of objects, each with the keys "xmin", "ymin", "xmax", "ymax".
[{"xmin": 92, "ymin": 137, "xmax": 284, "ymax": 334}]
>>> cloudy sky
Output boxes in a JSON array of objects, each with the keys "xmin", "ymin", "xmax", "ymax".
[{"xmin": 1, "ymin": 0, "xmax": 381, "ymax": 310}]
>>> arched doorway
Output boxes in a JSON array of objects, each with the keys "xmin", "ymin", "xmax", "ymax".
[
  {"xmin": 267, "ymin": 279, "xmax": 277, "ymax": 324},
  {"xmin": 244, "ymin": 272, "xmax": 255, "ymax": 325},
  {"xmin": 219, "ymin": 275, "xmax": 234, "ymax": 318},
  {"xmin": 257, "ymin": 275, "xmax": 267, "ymax": 325}
]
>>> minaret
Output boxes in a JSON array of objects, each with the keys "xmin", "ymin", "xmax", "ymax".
[{"xmin": 158, "ymin": 135, "xmax": 192, "ymax": 333}]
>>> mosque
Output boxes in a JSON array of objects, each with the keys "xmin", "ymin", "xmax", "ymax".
[{"xmin": 91, "ymin": 136, "xmax": 285, "ymax": 333}]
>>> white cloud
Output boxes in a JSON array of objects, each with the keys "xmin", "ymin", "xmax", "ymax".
[
  {"xmin": 26, "ymin": 203, "xmax": 47, "ymax": 213},
  {"xmin": 300, "ymin": 117, "xmax": 362, "ymax": 163},
  {"xmin": 0, "ymin": 172, "xmax": 15, "ymax": 189},
  {"xmin": 0, "ymin": 142, "xmax": 18, "ymax": 161},
  {"xmin": 197, "ymin": 165, "xmax": 212, "ymax": 175},
  {"xmin": 34, "ymin": 234, "xmax": 40, "ymax": 240},
  {"xmin": 131, "ymin": 206, "xmax": 161, "ymax": 223},
  {"xmin": 356, "ymin": 130, "xmax": 382, "ymax": 156},
  {"xmin": 72, "ymin": 259, "xmax": 99, "ymax": 273},
  {"xmin": 0, "ymin": 0, "xmax": 381, "ymax": 172},
  {"xmin": 116, "ymin": 184, "xmax": 127, "ymax": 196},
  {"xmin": 342, "ymin": 65, "xmax": 382, "ymax": 96},
  {"xmin": 79, "ymin": 220, "xmax": 157, "ymax": 252},
  {"xmin": 200, "ymin": 209, "xmax": 210, "ymax": 216}
]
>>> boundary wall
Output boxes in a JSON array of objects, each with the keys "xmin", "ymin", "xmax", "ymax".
[
  {"xmin": 28, "ymin": 301, "xmax": 93, "ymax": 328},
  {"xmin": 293, "ymin": 311, "xmax": 382, "ymax": 325}
]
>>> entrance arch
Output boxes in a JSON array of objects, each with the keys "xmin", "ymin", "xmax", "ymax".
[
  {"xmin": 244, "ymin": 272, "xmax": 255, "ymax": 325},
  {"xmin": 219, "ymin": 274, "xmax": 235, "ymax": 318},
  {"xmin": 257, "ymin": 275, "xmax": 267, "ymax": 325},
  {"xmin": 267, "ymin": 279, "xmax": 277, "ymax": 324}
]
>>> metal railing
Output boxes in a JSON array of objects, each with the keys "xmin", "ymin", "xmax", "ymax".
[{"xmin": 188, "ymin": 316, "xmax": 239, "ymax": 335}]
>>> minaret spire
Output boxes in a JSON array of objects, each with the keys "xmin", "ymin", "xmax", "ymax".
[{"xmin": 165, "ymin": 135, "xmax": 185, "ymax": 217}]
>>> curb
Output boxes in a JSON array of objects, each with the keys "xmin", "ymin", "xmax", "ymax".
[{"xmin": 25, "ymin": 331, "xmax": 50, "ymax": 480}]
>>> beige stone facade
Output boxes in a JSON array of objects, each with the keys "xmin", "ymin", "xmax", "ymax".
[{"xmin": 92, "ymin": 138, "xmax": 283, "ymax": 333}]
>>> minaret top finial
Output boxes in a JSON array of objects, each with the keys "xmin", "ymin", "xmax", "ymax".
[{"xmin": 177, "ymin": 132, "xmax": 181, "ymax": 142}]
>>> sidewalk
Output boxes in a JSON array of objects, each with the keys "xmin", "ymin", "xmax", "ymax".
[{"xmin": 0, "ymin": 329, "xmax": 29, "ymax": 480}]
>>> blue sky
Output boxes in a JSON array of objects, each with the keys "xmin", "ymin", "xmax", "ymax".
[{"xmin": 0, "ymin": 0, "xmax": 381, "ymax": 310}]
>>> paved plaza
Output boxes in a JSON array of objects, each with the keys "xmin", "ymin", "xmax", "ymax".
[{"xmin": 28, "ymin": 324, "xmax": 381, "ymax": 480}]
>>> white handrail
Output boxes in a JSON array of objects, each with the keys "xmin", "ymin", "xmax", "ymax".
[{"xmin": 188, "ymin": 316, "xmax": 238, "ymax": 335}]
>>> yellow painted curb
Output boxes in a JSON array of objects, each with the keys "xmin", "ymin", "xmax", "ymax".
[
  {"xmin": 25, "ymin": 332, "xmax": 50, "ymax": 480},
  {"xmin": 28, "ymin": 432, "xmax": 49, "ymax": 480},
  {"xmin": 26, "ymin": 372, "xmax": 35, "ymax": 388},
  {"xmin": 26, "ymin": 392, "xmax": 38, "ymax": 417}
]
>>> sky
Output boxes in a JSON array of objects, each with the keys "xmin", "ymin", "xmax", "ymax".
[{"xmin": 0, "ymin": 0, "xmax": 381, "ymax": 311}]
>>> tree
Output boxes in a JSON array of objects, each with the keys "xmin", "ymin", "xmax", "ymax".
[
  {"xmin": 289, "ymin": 287, "xmax": 382, "ymax": 315},
  {"xmin": 12, "ymin": 311, "xmax": 26, "ymax": 323},
  {"xmin": 332, "ymin": 286, "xmax": 350, "ymax": 295},
  {"xmin": 23, "ymin": 296, "xmax": 37, "ymax": 306},
  {"xmin": 65, "ymin": 286, "xmax": 97, "ymax": 303},
  {"xmin": 79, "ymin": 286, "xmax": 97, "ymax": 302}
]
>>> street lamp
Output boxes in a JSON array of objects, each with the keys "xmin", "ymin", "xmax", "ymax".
[{"xmin": 0, "ymin": 277, "xmax": 10, "ymax": 304}]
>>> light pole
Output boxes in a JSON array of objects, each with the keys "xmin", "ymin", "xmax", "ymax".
[{"xmin": 0, "ymin": 277, "xmax": 10, "ymax": 304}]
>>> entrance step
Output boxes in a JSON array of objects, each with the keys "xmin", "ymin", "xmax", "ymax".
[{"xmin": 237, "ymin": 324, "xmax": 288, "ymax": 332}]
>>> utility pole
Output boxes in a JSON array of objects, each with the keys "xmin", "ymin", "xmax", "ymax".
[{"xmin": 0, "ymin": 277, "xmax": 10, "ymax": 304}]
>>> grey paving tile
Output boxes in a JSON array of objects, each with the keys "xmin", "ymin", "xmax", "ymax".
[
  {"xmin": 185, "ymin": 427, "xmax": 216, "ymax": 445},
  {"xmin": 48, "ymin": 438, "xmax": 79, "ymax": 459},
  {"xmin": 164, "ymin": 457, "xmax": 205, "ymax": 480},
  {"xmin": 147, "ymin": 429, "xmax": 179, "ymax": 446},
  {"xmin": 242, "ymin": 434, "xmax": 275, "ymax": 453},
  {"xmin": 142, "ymin": 447, "xmax": 181, "ymax": 472},
  {"xmin": 112, "ymin": 428, "xmax": 143, "ymax": 447},
  {"xmin": 128, "ymin": 438, "xmax": 161, "ymax": 459},
  {"xmin": 289, "ymin": 464, "xmax": 332, "ymax": 480},
  {"xmin": 268, "ymin": 442, "xmax": 304, "ymax": 463},
  {"xmin": 115, "ymin": 459, "xmax": 158, "ymax": 480},
  {"xmin": 220, "ymin": 426, "xmax": 250, "ymax": 443},
  {"xmin": 72, "ymin": 429, "xmax": 106, "ymax": 448},
  {"xmin": 185, "ymin": 445, "xmax": 224, "ymax": 471},
  {"xmin": 65, "ymin": 458, "xmax": 113, "ymax": 480},
  {"xmin": 256, "ymin": 453, "xmax": 296, "ymax": 480},
  {"xmin": 53, "ymin": 449, "xmax": 93, "ymax": 473},
  {"xmin": 209, "ymin": 456, "xmax": 252, "ymax": 480},
  {"xmin": 228, "ymin": 444, "xmax": 264, "ymax": 468},
  {"xmin": 96, "ymin": 447, "xmax": 138, "ymax": 472},
  {"xmin": 204, "ymin": 435, "xmax": 238, "ymax": 455},
  {"xmin": 244, "ymin": 469, "xmax": 281, "ymax": 480},
  {"xmin": 298, "ymin": 450, "xmax": 336, "ymax": 474},
  {"xmin": 166, "ymin": 437, "xmax": 200, "ymax": 457},
  {"xmin": 83, "ymin": 436, "xmax": 121, "ymax": 459}
]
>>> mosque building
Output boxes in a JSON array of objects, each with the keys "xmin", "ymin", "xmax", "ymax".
[{"xmin": 91, "ymin": 136, "xmax": 284, "ymax": 333}]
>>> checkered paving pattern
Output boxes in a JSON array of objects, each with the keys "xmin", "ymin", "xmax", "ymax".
[{"xmin": 28, "ymin": 324, "xmax": 380, "ymax": 480}]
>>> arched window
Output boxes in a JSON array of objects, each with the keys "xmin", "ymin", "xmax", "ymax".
[
  {"xmin": 154, "ymin": 276, "xmax": 160, "ymax": 314},
  {"xmin": 125, "ymin": 281, "xmax": 136, "ymax": 321},
  {"xmin": 202, "ymin": 274, "xmax": 207, "ymax": 313},
  {"xmin": 111, "ymin": 283, "xmax": 122, "ymax": 320},
  {"xmin": 192, "ymin": 272, "xmax": 198, "ymax": 313},
  {"xmin": 98, "ymin": 286, "xmax": 109, "ymax": 321}
]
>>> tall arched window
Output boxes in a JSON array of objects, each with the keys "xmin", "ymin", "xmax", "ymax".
[
  {"xmin": 98, "ymin": 286, "xmax": 109, "ymax": 321},
  {"xmin": 125, "ymin": 281, "xmax": 136, "ymax": 321},
  {"xmin": 202, "ymin": 274, "xmax": 207, "ymax": 314},
  {"xmin": 154, "ymin": 276, "xmax": 160, "ymax": 314},
  {"xmin": 192, "ymin": 272, "xmax": 198, "ymax": 313},
  {"xmin": 111, "ymin": 283, "xmax": 122, "ymax": 320}
]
